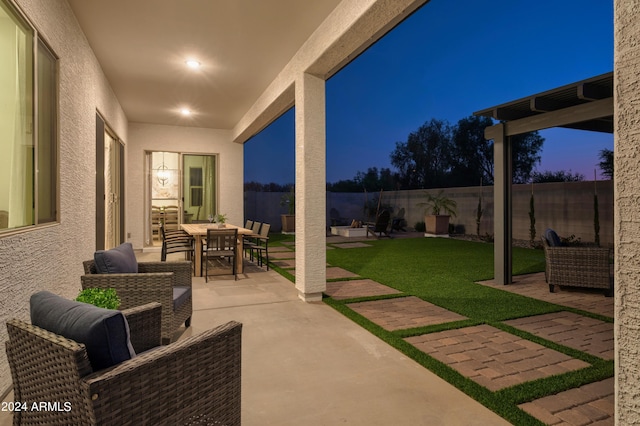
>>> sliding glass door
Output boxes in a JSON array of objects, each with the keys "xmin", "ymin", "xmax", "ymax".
[
  {"xmin": 96, "ymin": 114, "xmax": 124, "ymax": 250},
  {"xmin": 145, "ymin": 152, "xmax": 217, "ymax": 246}
]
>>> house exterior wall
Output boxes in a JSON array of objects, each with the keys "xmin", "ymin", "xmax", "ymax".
[
  {"xmin": 614, "ymin": 0, "xmax": 640, "ymax": 423},
  {"xmin": 0, "ymin": 0, "xmax": 127, "ymax": 394},
  {"xmin": 126, "ymin": 123, "xmax": 243, "ymax": 249}
]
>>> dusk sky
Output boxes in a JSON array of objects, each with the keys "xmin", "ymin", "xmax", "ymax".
[{"xmin": 244, "ymin": 0, "xmax": 614, "ymax": 185}]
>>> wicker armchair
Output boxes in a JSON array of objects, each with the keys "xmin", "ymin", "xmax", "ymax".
[
  {"xmin": 82, "ymin": 260, "xmax": 192, "ymax": 344},
  {"xmin": 6, "ymin": 302, "xmax": 242, "ymax": 426},
  {"xmin": 542, "ymin": 238, "xmax": 613, "ymax": 296}
]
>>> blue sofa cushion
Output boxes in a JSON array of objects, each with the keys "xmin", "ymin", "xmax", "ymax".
[
  {"xmin": 544, "ymin": 228, "xmax": 562, "ymax": 247},
  {"xmin": 94, "ymin": 242, "xmax": 138, "ymax": 273},
  {"xmin": 30, "ymin": 291, "xmax": 136, "ymax": 371},
  {"xmin": 173, "ymin": 286, "xmax": 192, "ymax": 311}
]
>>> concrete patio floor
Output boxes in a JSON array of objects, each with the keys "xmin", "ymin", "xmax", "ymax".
[
  {"xmin": 1, "ymin": 236, "xmax": 615, "ymax": 425},
  {"xmin": 0, "ymin": 249, "xmax": 508, "ymax": 426}
]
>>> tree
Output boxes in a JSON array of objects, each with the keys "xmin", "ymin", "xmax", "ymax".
[
  {"xmin": 390, "ymin": 118, "xmax": 453, "ymax": 189},
  {"xmin": 598, "ymin": 148, "xmax": 613, "ymax": 179},
  {"xmin": 531, "ymin": 170, "xmax": 584, "ymax": 183},
  {"xmin": 510, "ymin": 132, "xmax": 545, "ymax": 184},
  {"xmin": 244, "ymin": 181, "xmax": 292, "ymax": 192},
  {"xmin": 326, "ymin": 179, "xmax": 361, "ymax": 192},
  {"xmin": 449, "ymin": 116, "xmax": 495, "ymax": 186},
  {"xmin": 327, "ymin": 167, "xmax": 398, "ymax": 192},
  {"xmin": 391, "ymin": 115, "xmax": 544, "ymax": 188}
]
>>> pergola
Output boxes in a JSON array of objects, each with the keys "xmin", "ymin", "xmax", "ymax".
[{"xmin": 473, "ymin": 72, "xmax": 613, "ymax": 285}]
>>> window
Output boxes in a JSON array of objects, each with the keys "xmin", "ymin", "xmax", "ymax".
[
  {"xmin": 0, "ymin": 0, "xmax": 58, "ymax": 232},
  {"xmin": 189, "ymin": 167, "xmax": 203, "ymax": 207}
]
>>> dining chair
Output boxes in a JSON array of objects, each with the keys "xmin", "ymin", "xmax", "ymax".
[
  {"xmin": 163, "ymin": 205, "xmax": 180, "ymax": 231},
  {"xmin": 203, "ymin": 228, "xmax": 238, "ymax": 281},
  {"xmin": 249, "ymin": 223, "xmax": 271, "ymax": 270}
]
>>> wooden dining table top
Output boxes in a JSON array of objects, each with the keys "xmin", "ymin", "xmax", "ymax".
[{"xmin": 180, "ymin": 223, "xmax": 253, "ymax": 236}]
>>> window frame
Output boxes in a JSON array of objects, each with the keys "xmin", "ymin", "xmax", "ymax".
[{"xmin": 0, "ymin": 0, "xmax": 60, "ymax": 235}]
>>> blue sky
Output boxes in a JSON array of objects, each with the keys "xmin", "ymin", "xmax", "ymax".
[{"xmin": 244, "ymin": 0, "xmax": 613, "ymax": 184}]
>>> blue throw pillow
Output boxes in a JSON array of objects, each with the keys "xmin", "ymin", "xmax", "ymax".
[
  {"xmin": 94, "ymin": 242, "xmax": 138, "ymax": 273},
  {"xmin": 30, "ymin": 291, "xmax": 135, "ymax": 371},
  {"xmin": 544, "ymin": 228, "xmax": 562, "ymax": 247}
]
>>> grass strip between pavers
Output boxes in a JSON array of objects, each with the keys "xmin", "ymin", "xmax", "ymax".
[
  {"xmin": 270, "ymin": 236, "xmax": 613, "ymax": 424},
  {"xmin": 324, "ymin": 297, "xmax": 546, "ymax": 426},
  {"xmin": 322, "ymin": 238, "xmax": 613, "ymax": 425}
]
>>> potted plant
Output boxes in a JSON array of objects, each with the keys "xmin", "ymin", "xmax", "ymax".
[
  {"xmin": 210, "ymin": 213, "xmax": 227, "ymax": 228},
  {"xmin": 280, "ymin": 188, "xmax": 295, "ymax": 233},
  {"xmin": 76, "ymin": 288, "xmax": 120, "ymax": 309},
  {"xmin": 417, "ymin": 190, "xmax": 457, "ymax": 235}
]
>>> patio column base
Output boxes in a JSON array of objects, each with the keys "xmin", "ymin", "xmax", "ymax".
[{"xmin": 298, "ymin": 291, "xmax": 323, "ymax": 302}]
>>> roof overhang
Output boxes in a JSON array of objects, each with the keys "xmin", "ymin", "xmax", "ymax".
[{"xmin": 474, "ymin": 72, "xmax": 613, "ymax": 134}]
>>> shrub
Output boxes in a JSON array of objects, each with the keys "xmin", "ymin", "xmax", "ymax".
[
  {"xmin": 414, "ymin": 221, "xmax": 426, "ymax": 232},
  {"xmin": 76, "ymin": 288, "xmax": 120, "ymax": 310}
]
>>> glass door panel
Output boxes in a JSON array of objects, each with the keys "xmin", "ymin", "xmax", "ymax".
[
  {"xmin": 183, "ymin": 155, "xmax": 216, "ymax": 222},
  {"xmin": 148, "ymin": 151, "xmax": 181, "ymax": 245}
]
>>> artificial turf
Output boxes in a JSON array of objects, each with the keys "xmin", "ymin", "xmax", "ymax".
[{"xmin": 270, "ymin": 235, "xmax": 614, "ymax": 425}]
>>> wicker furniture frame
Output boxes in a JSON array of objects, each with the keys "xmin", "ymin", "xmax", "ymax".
[
  {"xmin": 542, "ymin": 238, "xmax": 613, "ymax": 296},
  {"xmin": 82, "ymin": 260, "xmax": 193, "ymax": 344},
  {"xmin": 6, "ymin": 302, "xmax": 242, "ymax": 425}
]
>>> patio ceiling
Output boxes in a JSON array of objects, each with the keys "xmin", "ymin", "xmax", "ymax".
[
  {"xmin": 474, "ymin": 72, "xmax": 613, "ymax": 134},
  {"xmin": 66, "ymin": 0, "xmax": 342, "ymax": 130}
]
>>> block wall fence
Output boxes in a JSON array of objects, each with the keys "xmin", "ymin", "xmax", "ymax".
[{"xmin": 245, "ymin": 180, "xmax": 613, "ymax": 246}]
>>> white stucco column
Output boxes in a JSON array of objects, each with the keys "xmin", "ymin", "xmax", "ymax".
[{"xmin": 294, "ymin": 73, "xmax": 327, "ymax": 302}]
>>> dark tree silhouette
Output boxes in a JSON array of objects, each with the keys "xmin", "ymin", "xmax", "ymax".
[
  {"xmin": 598, "ymin": 148, "xmax": 613, "ymax": 179},
  {"xmin": 390, "ymin": 118, "xmax": 453, "ymax": 189},
  {"xmin": 449, "ymin": 116, "xmax": 495, "ymax": 186},
  {"xmin": 531, "ymin": 170, "xmax": 584, "ymax": 183}
]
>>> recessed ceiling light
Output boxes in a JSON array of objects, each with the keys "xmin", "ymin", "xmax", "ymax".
[
  {"xmin": 185, "ymin": 59, "xmax": 201, "ymax": 69},
  {"xmin": 180, "ymin": 108, "xmax": 191, "ymax": 116}
]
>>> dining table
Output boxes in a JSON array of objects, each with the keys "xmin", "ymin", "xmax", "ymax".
[{"xmin": 180, "ymin": 223, "xmax": 253, "ymax": 277}]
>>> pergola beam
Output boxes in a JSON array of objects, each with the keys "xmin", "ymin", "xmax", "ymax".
[
  {"xmin": 579, "ymin": 82, "xmax": 611, "ymax": 100},
  {"xmin": 504, "ymin": 97, "xmax": 612, "ymax": 136}
]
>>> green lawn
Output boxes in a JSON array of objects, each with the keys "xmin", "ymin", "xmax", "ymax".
[
  {"xmin": 326, "ymin": 237, "xmax": 554, "ymax": 322},
  {"xmin": 270, "ymin": 236, "xmax": 614, "ymax": 425}
]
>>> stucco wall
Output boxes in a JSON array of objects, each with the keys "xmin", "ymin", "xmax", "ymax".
[
  {"xmin": 614, "ymin": 0, "xmax": 640, "ymax": 423},
  {"xmin": 0, "ymin": 0, "xmax": 127, "ymax": 395},
  {"xmin": 247, "ymin": 181, "xmax": 614, "ymax": 246},
  {"xmin": 126, "ymin": 123, "xmax": 243, "ymax": 249}
]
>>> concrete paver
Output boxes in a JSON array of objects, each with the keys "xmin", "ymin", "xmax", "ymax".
[
  {"xmin": 268, "ymin": 251, "xmax": 296, "ymax": 259},
  {"xmin": 331, "ymin": 242, "xmax": 373, "ymax": 249},
  {"xmin": 505, "ymin": 312, "xmax": 614, "ymax": 360},
  {"xmin": 478, "ymin": 272, "xmax": 614, "ymax": 317},
  {"xmin": 406, "ymin": 324, "xmax": 590, "ymax": 392},
  {"xmin": 348, "ymin": 296, "xmax": 467, "ymax": 331},
  {"xmin": 325, "ymin": 279, "xmax": 402, "ymax": 300},
  {"xmin": 519, "ymin": 378, "xmax": 614, "ymax": 426}
]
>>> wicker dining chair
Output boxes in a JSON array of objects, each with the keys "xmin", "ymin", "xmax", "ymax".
[
  {"xmin": 6, "ymin": 301, "xmax": 242, "ymax": 426},
  {"xmin": 82, "ymin": 259, "xmax": 193, "ymax": 344}
]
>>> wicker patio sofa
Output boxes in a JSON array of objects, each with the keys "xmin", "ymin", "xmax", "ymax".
[
  {"xmin": 82, "ymin": 259, "xmax": 193, "ymax": 344},
  {"xmin": 542, "ymin": 237, "xmax": 613, "ymax": 296},
  {"xmin": 6, "ymin": 301, "xmax": 242, "ymax": 425}
]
